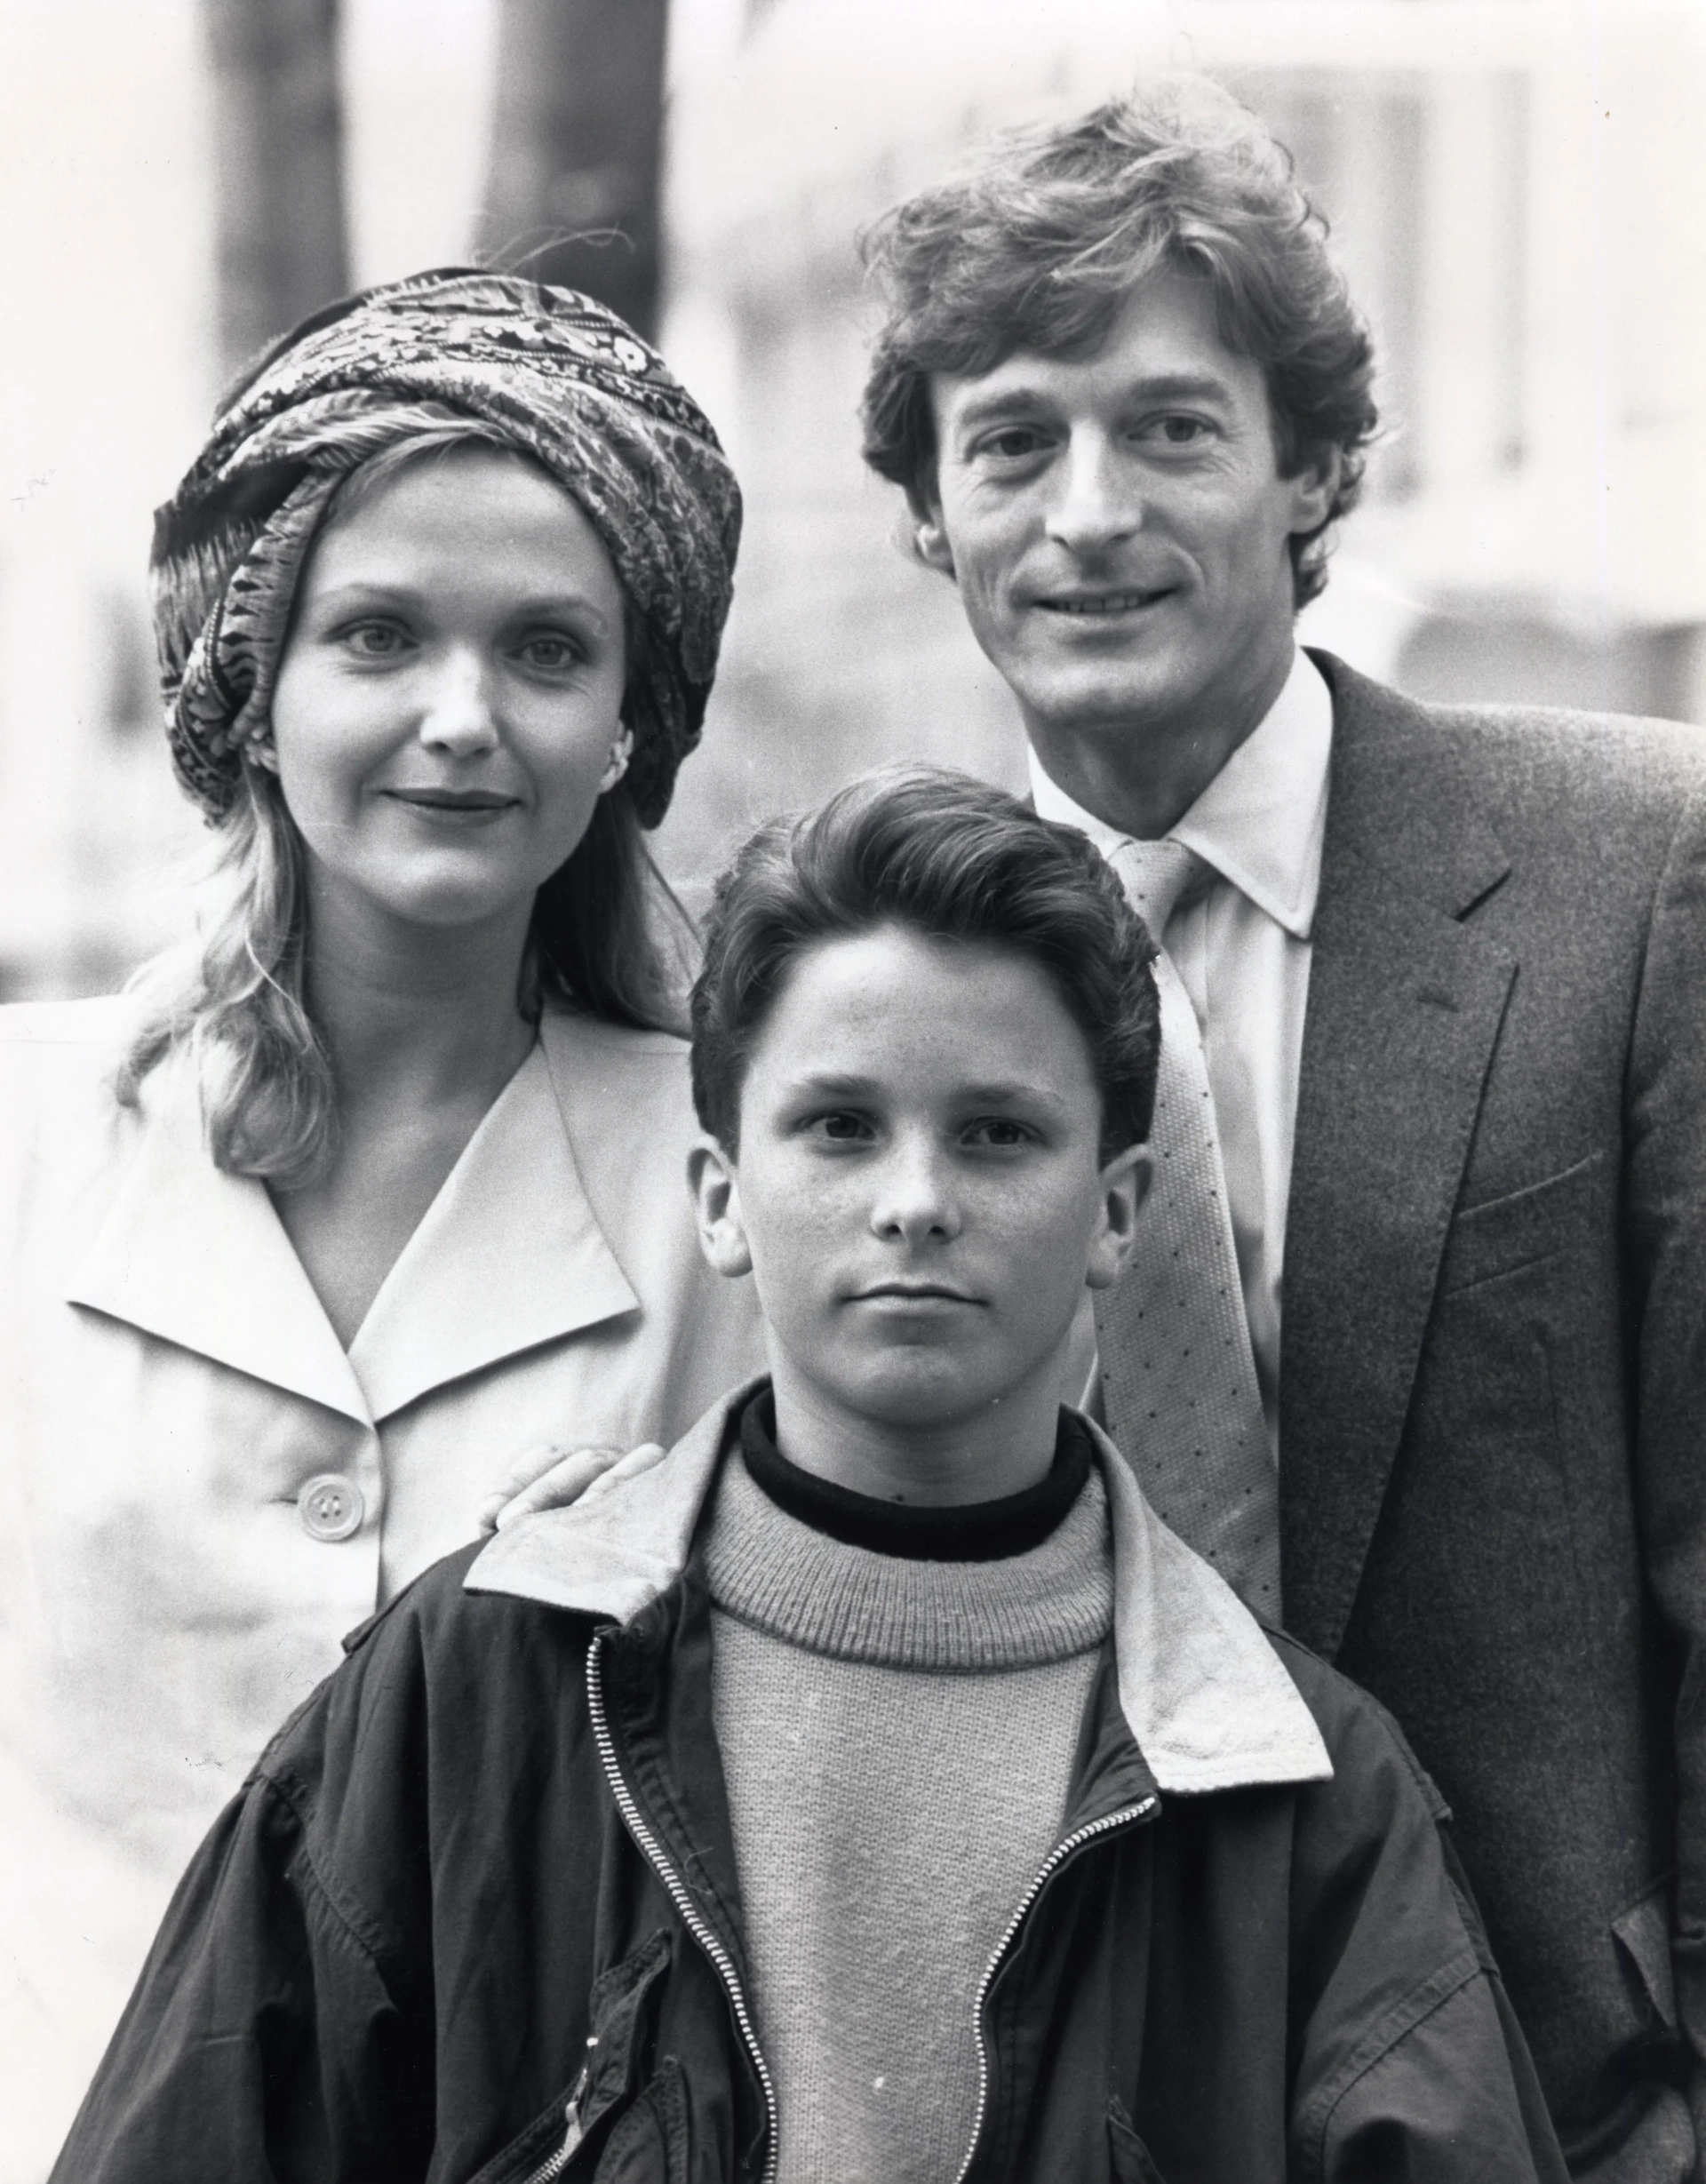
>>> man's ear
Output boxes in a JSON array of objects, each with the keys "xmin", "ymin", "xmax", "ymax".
[
  {"xmin": 1285, "ymin": 445, "xmax": 1343, "ymax": 538},
  {"xmin": 904, "ymin": 480, "xmax": 956, "ymax": 579},
  {"xmin": 1085, "ymin": 1143, "xmax": 1153, "ymax": 1293},
  {"xmin": 688, "ymin": 1139, "xmax": 753, "ymax": 1279}
]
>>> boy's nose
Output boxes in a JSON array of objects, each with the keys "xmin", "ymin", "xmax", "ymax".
[
  {"xmin": 1044, "ymin": 426, "xmax": 1143, "ymax": 557},
  {"xmin": 869, "ymin": 1139, "xmax": 961, "ymax": 1243},
  {"xmin": 418, "ymin": 649, "xmax": 501, "ymax": 756}
]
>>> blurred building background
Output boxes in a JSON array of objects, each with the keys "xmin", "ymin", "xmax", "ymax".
[{"xmin": 1, "ymin": 0, "xmax": 1702, "ymax": 1001}]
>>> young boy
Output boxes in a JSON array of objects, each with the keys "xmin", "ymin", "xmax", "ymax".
[{"xmin": 57, "ymin": 769, "xmax": 1562, "ymax": 2184}]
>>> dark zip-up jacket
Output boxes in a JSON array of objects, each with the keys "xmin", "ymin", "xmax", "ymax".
[{"xmin": 55, "ymin": 1397, "xmax": 1566, "ymax": 2184}]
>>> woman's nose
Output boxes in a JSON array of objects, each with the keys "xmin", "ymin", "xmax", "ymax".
[
  {"xmin": 417, "ymin": 649, "xmax": 500, "ymax": 756},
  {"xmin": 1044, "ymin": 428, "xmax": 1142, "ymax": 557}
]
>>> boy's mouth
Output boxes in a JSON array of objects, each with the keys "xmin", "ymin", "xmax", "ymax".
[{"xmin": 856, "ymin": 1281, "xmax": 981, "ymax": 1305}]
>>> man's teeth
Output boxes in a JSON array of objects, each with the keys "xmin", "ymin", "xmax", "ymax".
[{"xmin": 1047, "ymin": 592, "xmax": 1154, "ymax": 614}]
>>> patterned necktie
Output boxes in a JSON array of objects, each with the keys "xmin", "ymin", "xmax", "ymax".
[{"xmin": 1095, "ymin": 838, "xmax": 1282, "ymax": 1619}]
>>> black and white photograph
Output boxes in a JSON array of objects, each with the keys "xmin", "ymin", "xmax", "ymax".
[{"xmin": 2, "ymin": 0, "xmax": 1703, "ymax": 2177}]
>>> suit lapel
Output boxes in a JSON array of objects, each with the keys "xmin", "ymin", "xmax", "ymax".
[{"xmin": 1280, "ymin": 654, "xmax": 1515, "ymax": 1658}]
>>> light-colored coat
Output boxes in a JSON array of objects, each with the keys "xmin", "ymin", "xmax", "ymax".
[{"xmin": 0, "ymin": 996, "xmax": 762, "ymax": 2183}]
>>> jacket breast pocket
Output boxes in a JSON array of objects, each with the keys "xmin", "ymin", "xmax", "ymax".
[{"xmin": 1436, "ymin": 1151, "xmax": 1606, "ymax": 1297}]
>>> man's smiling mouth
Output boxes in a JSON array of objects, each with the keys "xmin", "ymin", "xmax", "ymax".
[{"xmin": 1038, "ymin": 588, "xmax": 1169, "ymax": 616}]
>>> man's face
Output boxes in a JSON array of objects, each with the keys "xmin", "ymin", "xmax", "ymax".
[
  {"xmin": 916, "ymin": 271, "xmax": 1336, "ymax": 757},
  {"xmin": 693, "ymin": 925, "xmax": 1145, "ymax": 1444}
]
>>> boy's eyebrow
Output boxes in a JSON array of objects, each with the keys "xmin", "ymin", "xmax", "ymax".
[{"xmin": 779, "ymin": 1070, "xmax": 1069, "ymax": 1110}]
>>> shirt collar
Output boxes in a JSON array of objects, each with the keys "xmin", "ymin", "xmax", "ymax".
[{"xmin": 1027, "ymin": 647, "xmax": 1334, "ymax": 940}]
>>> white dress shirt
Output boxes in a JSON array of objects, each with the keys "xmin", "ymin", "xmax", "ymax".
[{"xmin": 1031, "ymin": 647, "xmax": 1335, "ymax": 1456}]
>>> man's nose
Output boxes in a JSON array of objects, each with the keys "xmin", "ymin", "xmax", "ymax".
[
  {"xmin": 1044, "ymin": 428, "xmax": 1142, "ymax": 557},
  {"xmin": 870, "ymin": 1135, "xmax": 961, "ymax": 1243},
  {"xmin": 418, "ymin": 648, "xmax": 500, "ymax": 757}
]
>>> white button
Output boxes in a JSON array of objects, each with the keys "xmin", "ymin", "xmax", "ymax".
[{"xmin": 297, "ymin": 1473, "xmax": 365, "ymax": 1542}]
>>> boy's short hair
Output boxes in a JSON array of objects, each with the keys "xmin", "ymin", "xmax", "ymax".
[
  {"xmin": 859, "ymin": 78, "xmax": 1378, "ymax": 609},
  {"xmin": 690, "ymin": 765, "xmax": 1160, "ymax": 1161}
]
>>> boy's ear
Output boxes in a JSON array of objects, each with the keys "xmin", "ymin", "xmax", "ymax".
[
  {"xmin": 1084, "ymin": 1143, "xmax": 1152, "ymax": 1293},
  {"xmin": 688, "ymin": 1139, "xmax": 753, "ymax": 1279},
  {"xmin": 904, "ymin": 480, "xmax": 956, "ymax": 579}
]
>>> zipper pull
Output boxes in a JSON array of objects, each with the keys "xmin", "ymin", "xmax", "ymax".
[
  {"xmin": 561, "ymin": 2037, "xmax": 599, "ymax": 2155},
  {"xmin": 519, "ymin": 2039, "xmax": 600, "ymax": 2184}
]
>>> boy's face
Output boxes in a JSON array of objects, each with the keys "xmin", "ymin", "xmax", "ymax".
[{"xmin": 692, "ymin": 924, "xmax": 1148, "ymax": 1446}]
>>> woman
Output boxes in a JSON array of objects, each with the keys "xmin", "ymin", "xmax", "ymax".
[{"xmin": 0, "ymin": 271, "xmax": 762, "ymax": 2177}]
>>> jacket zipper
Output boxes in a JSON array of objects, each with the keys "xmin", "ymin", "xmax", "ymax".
[
  {"xmin": 586, "ymin": 1631, "xmax": 781, "ymax": 2184},
  {"xmin": 515, "ymin": 2066, "xmax": 591, "ymax": 2184},
  {"xmin": 952, "ymin": 1793, "xmax": 1160, "ymax": 2184}
]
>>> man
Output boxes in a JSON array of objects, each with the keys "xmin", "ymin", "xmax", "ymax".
[
  {"xmin": 858, "ymin": 80, "xmax": 1706, "ymax": 2181},
  {"xmin": 54, "ymin": 771, "xmax": 1562, "ymax": 2182}
]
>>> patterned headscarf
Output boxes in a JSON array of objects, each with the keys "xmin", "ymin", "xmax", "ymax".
[{"xmin": 149, "ymin": 269, "xmax": 742, "ymax": 826}]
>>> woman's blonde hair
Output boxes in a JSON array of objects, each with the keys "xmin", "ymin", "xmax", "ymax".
[{"xmin": 118, "ymin": 425, "xmax": 692, "ymax": 1185}]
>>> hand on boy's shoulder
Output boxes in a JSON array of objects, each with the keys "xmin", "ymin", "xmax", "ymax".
[{"xmin": 475, "ymin": 1439, "xmax": 644, "ymax": 1534}]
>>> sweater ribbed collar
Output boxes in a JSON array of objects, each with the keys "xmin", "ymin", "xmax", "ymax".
[{"xmin": 704, "ymin": 1445, "xmax": 1112, "ymax": 1673}]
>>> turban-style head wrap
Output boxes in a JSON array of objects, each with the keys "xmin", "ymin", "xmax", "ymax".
[{"xmin": 149, "ymin": 269, "xmax": 742, "ymax": 827}]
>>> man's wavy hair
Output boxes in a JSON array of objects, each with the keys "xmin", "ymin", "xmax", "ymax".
[
  {"xmin": 859, "ymin": 79, "xmax": 1379, "ymax": 608},
  {"xmin": 690, "ymin": 765, "xmax": 1160, "ymax": 1161}
]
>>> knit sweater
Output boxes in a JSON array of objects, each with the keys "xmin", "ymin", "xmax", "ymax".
[{"xmin": 703, "ymin": 1434, "xmax": 1114, "ymax": 2184}]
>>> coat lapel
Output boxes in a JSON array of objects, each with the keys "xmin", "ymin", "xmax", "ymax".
[
  {"xmin": 1280, "ymin": 654, "xmax": 1516, "ymax": 1659},
  {"xmin": 347, "ymin": 1037, "xmax": 640, "ymax": 1422},
  {"xmin": 65, "ymin": 1057, "xmax": 371, "ymax": 1423}
]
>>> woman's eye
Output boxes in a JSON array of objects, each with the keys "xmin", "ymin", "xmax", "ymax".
[
  {"xmin": 515, "ymin": 634, "xmax": 583, "ymax": 673},
  {"xmin": 344, "ymin": 621, "xmax": 408, "ymax": 658}
]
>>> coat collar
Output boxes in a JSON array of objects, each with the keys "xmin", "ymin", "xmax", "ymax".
[
  {"xmin": 65, "ymin": 1016, "xmax": 641, "ymax": 1424},
  {"xmin": 466, "ymin": 1386, "xmax": 1334, "ymax": 1797}
]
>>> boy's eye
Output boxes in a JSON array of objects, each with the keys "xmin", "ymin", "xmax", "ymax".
[
  {"xmin": 805, "ymin": 1111, "xmax": 875, "ymax": 1144},
  {"xmin": 963, "ymin": 1116, "xmax": 1037, "ymax": 1150}
]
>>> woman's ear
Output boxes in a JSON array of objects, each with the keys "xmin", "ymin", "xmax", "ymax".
[
  {"xmin": 688, "ymin": 1139, "xmax": 753, "ymax": 1279},
  {"xmin": 600, "ymin": 727, "xmax": 634, "ymax": 793}
]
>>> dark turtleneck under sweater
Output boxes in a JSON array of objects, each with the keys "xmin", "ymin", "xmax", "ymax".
[{"xmin": 704, "ymin": 1395, "xmax": 1114, "ymax": 2184}]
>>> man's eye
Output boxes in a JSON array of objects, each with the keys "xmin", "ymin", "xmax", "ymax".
[
  {"xmin": 1143, "ymin": 415, "xmax": 1212, "ymax": 447},
  {"xmin": 973, "ymin": 426, "xmax": 1048, "ymax": 462}
]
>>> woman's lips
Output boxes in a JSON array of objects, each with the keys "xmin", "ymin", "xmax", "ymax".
[{"xmin": 382, "ymin": 787, "xmax": 522, "ymax": 820}]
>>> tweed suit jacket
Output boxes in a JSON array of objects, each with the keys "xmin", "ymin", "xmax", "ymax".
[{"xmin": 1275, "ymin": 650, "xmax": 1706, "ymax": 2179}]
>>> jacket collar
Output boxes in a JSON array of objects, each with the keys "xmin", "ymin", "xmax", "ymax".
[
  {"xmin": 65, "ymin": 1017, "xmax": 640, "ymax": 1424},
  {"xmin": 466, "ymin": 1386, "xmax": 1333, "ymax": 1797}
]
